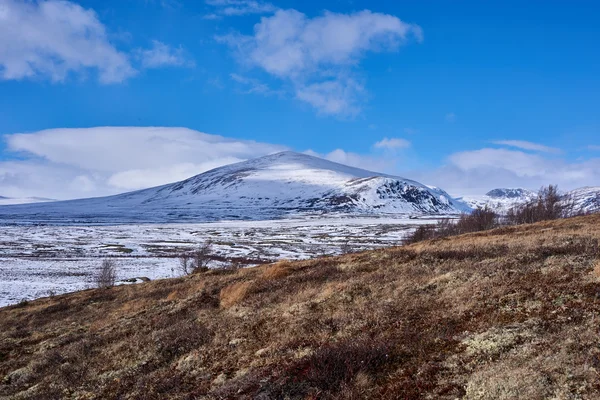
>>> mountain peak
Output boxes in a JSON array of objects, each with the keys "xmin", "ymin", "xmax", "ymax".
[{"xmin": 485, "ymin": 188, "xmax": 535, "ymax": 199}]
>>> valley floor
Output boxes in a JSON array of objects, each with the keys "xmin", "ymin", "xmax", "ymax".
[{"xmin": 0, "ymin": 216, "xmax": 433, "ymax": 306}]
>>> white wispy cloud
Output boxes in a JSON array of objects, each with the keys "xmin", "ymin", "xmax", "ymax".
[
  {"xmin": 416, "ymin": 147, "xmax": 600, "ymax": 196},
  {"xmin": 135, "ymin": 40, "xmax": 194, "ymax": 69},
  {"xmin": 219, "ymin": 9, "xmax": 422, "ymax": 116},
  {"xmin": 587, "ymin": 145, "xmax": 600, "ymax": 151},
  {"xmin": 1, "ymin": 127, "xmax": 287, "ymax": 199},
  {"xmin": 303, "ymin": 149, "xmax": 397, "ymax": 174},
  {"xmin": 205, "ymin": 0, "xmax": 277, "ymax": 16},
  {"xmin": 492, "ymin": 140, "xmax": 561, "ymax": 154},
  {"xmin": 445, "ymin": 112, "xmax": 456, "ymax": 123},
  {"xmin": 374, "ymin": 137, "xmax": 411, "ymax": 150},
  {"xmin": 295, "ymin": 78, "xmax": 365, "ymax": 117},
  {"xmin": 0, "ymin": 0, "xmax": 136, "ymax": 83},
  {"xmin": 230, "ymin": 73, "xmax": 281, "ymax": 95}
]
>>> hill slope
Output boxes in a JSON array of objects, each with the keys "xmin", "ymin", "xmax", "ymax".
[
  {"xmin": 1, "ymin": 215, "xmax": 600, "ymax": 399},
  {"xmin": 0, "ymin": 152, "xmax": 469, "ymax": 224}
]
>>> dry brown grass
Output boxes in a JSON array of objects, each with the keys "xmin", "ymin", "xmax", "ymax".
[
  {"xmin": 1, "ymin": 214, "xmax": 600, "ymax": 399},
  {"xmin": 219, "ymin": 281, "xmax": 252, "ymax": 308},
  {"xmin": 592, "ymin": 260, "xmax": 600, "ymax": 281},
  {"xmin": 261, "ymin": 259, "xmax": 293, "ymax": 280}
]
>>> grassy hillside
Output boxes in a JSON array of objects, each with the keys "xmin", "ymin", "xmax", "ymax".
[{"xmin": 2, "ymin": 215, "xmax": 600, "ymax": 399}]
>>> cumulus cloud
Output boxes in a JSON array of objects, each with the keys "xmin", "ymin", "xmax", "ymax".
[
  {"xmin": 219, "ymin": 9, "xmax": 422, "ymax": 116},
  {"xmin": 1, "ymin": 127, "xmax": 287, "ymax": 199},
  {"xmin": 0, "ymin": 0, "xmax": 136, "ymax": 83},
  {"xmin": 0, "ymin": 0, "xmax": 193, "ymax": 83},
  {"xmin": 374, "ymin": 137, "xmax": 411, "ymax": 150},
  {"xmin": 492, "ymin": 140, "xmax": 561, "ymax": 154},
  {"xmin": 135, "ymin": 40, "xmax": 194, "ymax": 69},
  {"xmin": 206, "ymin": 0, "xmax": 277, "ymax": 16}
]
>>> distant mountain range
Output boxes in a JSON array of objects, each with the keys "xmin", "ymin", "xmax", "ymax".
[
  {"xmin": 0, "ymin": 151, "xmax": 469, "ymax": 224},
  {"xmin": 460, "ymin": 187, "xmax": 600, "ymax": 215}
]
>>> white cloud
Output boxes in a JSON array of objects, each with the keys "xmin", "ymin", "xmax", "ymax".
[
  {"xmin": 416, "ymin": 147, "xmax": 600, "ymax": 196},
  {"xmin": 303, "ymin": 149, "xmax": 396, "ymax": 173},
  {"xmin": 206, "ymin": 0, "xmax": 276, "ymax": 16},
  {"xmin": 295, "ymin": 78, "xmax": 364, "ymax": 116},
  {"xmin": 219, "ymin": 9, "xmax": 422, "ymax": 116},
  {"xmin": 230, "ymin": 73, "xmax": 281, "ymax": 95},
  {"xmin": 135, "ymin": 40, "xmax": 194, "ymax": 69},
  {"xmin": 202, "ymin": 13, "xmax": 222, "ymax": 20},
  {"xmin": 587, "ymin": 145, "xmax": 600, "ymax": 151},
  {"xmin": 449, "ymin": 148, "xmax": 550, "ymax": 178},
  {"xmin": 374, "ymin": 137, "xmax": 411, "ymax": 150},
  {"xmin": 445, "ymin": 112, "xmax": 456, "ymax": 123},
  {"xmin": 0, "ymin": 0, "xmax": 136, "ymax": 83},
  {"xmin": 1, "ymin": 127, "xmax": 287, "ymax": 199},
  {"xmin": 492, "ymin": 140, "xmax": 561, "ymax": 154}
]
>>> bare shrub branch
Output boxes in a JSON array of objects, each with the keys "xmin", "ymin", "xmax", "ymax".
[
  {"xmin": 178, "ymin": 241, "xmax": 213, "ymax": 276},
  {"xmin": 95, "ymin": 259, "xmax": 117, "ymax": 289},
  {"xmin": 506, "ymin": 185, "xmax": 572, "ymax": 224}
]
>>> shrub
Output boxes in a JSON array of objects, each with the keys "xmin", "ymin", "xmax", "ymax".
[
  {"xmin": 278, "ymin": 337, "xmax": 396, "ymax": 396},
  {"xmin": 95, "ymin": 259, "xmax": 117, "ymax": 289},
  {"xmin": 506, "ymin": 185, "xmax": 572, "ymax": 224},
  {"xmin": 403, "ymin": 207, "xmax": 499, "ymax": 245},
  {"xmin": 340, "ymin": 241, "xmax": 358, "ymax": 254},
  {"xmin": 456, "ymin": 206, "xmax": 498, "ymax": 233},
  {"xmin": 178, "ymin": 241, "xmax": 213, "ymax": 275},
  {"xmin": 403, "ymin": 224, "xmax": 438, "ymax": 245}
]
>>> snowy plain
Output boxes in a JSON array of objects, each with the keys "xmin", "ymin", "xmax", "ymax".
[{"xmin": 0, "ymin": 215, "xmax": 438, "ymax": 307}]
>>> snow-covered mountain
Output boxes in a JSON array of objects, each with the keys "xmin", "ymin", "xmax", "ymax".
[
  {"xmin": 461, "ymin": 187, "xmax": 600, "ymax": 215},
  {"xmin": 569, "ymin": 187, "xmax": 600, "ymax": 214},
  {"xmin": 0, "ymin": 196, "xmax": 55, "ymax": 206},
  {"xmin": 458, "ymin": 188, "xmax": 537, "ymax": 215},
  {"xmin": 0, "ymin": 151, "xmax": 470, "ymax": 224}
]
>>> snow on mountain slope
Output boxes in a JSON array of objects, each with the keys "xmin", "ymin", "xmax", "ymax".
[
  {"xmin": 458, "ymin": 188, "xmax": 537, "ymax": 214},
  {"xmin": 0, "ymin": 151, "xmax": 469, "ymax": 224},
  {"xmin": 460, "ymin": 187, "xmax": 600, "ymax": 215},
  {"xmin": 0, "ymin": 196, "xmax": 55, "ymax": 206},
  {"xmin": 569, "ymin": 187, "xmax": 600, "ymax": 214}
]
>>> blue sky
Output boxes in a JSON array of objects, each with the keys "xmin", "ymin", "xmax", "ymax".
[{"xmin": 0, "ymin": 0, "xmax": 599, "ymax": 199}]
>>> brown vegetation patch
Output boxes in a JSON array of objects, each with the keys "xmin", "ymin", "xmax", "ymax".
[
  {"xmin": 2, "ymin": 214, "xmax": 600, "ymax": 399},
  {"xmin": 261, "ymin": 259, "xmax": 293, "ymax": 280},
  {"xmin": 219, "ymin": 281, "xmax": 252, "ymax": 308}
]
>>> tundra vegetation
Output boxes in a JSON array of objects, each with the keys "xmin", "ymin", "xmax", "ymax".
[{"xmin": 1, "ymin": 213, "xmax": 600, "ymax": 399}]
